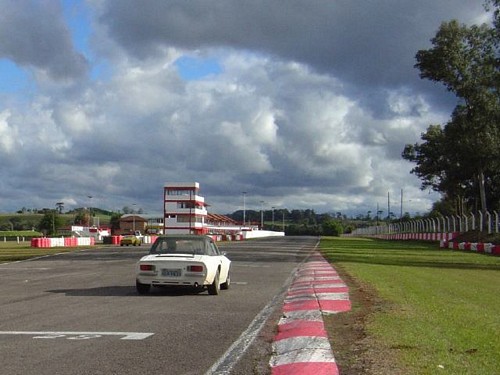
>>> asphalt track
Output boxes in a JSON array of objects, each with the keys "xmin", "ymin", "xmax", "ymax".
[{"xmin": 0, "ymin": 236, "xmax": 325, "ymax": 374}]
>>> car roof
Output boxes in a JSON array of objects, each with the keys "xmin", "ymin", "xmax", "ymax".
[{"xmin": 154, "ymin": 235, "xmax": 214, "ymax": 242}]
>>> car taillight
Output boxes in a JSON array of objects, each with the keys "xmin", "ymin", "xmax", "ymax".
[
  {"xmin": 187, "ymin": 265, "xmax": 204, "ymax": 272},
  {"xmin": 140, "ymin": 264, "xmax": 155, "ymax": 271}
]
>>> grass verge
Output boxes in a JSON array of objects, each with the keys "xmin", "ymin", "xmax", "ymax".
[
  {"xmin": 0, "ymin": 241, "xmax": 82, "ymax": 262},
  {"xmin": 320, "ymin": 237, "xmax": 500, "ymax": 375}
]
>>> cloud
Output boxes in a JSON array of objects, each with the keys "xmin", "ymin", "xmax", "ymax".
[
  {"xmin": 98, "ymin": 1, "xmax": 486, "ymax": 86},
  {"xmin": 0, "ymin": 0, "xmax": 88, "ymax": 81},
  {"xmin": 0, "ymin": 0, "xmax": 492, "ymax": 216},
  {"xmin": 0, "ymin": 110, "xmax": 18, "ymax": 153}
]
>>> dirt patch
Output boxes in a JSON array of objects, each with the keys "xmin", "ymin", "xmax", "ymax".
[{"xmin": 323, "ymin": 266, "xmax": 407, "ymax": 375}]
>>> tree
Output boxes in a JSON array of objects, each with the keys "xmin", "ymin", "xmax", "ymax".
[
  {"xmin": 486, "ymin": 0, "xmax": 500, "ymax": 30},
  {"xmin": 38, "ymin": 211, "xmax": 64, "ymax": 236},
  {"xmin": 411, "ymin": 18, "xmax": 500, "ymax": 213},
  {"xmin": 110, "ymin": 212, "xmax": 122, "ymax": 233},
  {"xmin": 321, "ymin": 219, "xmax": 343, "ymax": 236},
  {"xmin": 74, "ymin": 210, "xmax": 90, "ymax": 226},
  {"xmin": 402, "ymin": 124, "xmax": 449, "ymax": 192}
]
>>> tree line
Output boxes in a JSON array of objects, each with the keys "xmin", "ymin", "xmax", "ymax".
[{"xmin": 228, "ymin": 208, "xmax": 354, "ymax": 236}]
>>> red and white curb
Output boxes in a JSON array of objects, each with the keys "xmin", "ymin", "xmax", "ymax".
[{"xmin": 270, "ymin": 253, "xmax": 351, "ymax": 374}]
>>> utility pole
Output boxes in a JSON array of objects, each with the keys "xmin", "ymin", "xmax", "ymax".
[
  {"xmin": 388, "ymin": 191, "xmax": 390, "ymax": 220},
  {"xmin": 242, "ymin": 192, "xmax": 247, "ymax": 226},
  {"xmin": 260, "ymin": 201, "xmax": 264, "ymax": 229},
  {"xmin": 400, "ymin": 188, "xmax": 403, "ymax": 219}
]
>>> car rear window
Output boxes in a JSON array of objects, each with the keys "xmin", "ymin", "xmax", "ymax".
[{"xmin": 150, "ymin": 238, "xmax": 208, "ymax": 255}]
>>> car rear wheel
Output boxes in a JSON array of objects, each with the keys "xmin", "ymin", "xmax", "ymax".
[
  {"xmin": 221, "ymin": 272, "xmax": 230, "ymax": 290},
  {"xmin": 136, "ymin": 280, "xmax": 150, "ymax": 295},
  {"xmin": 207, "ymin": 270, "xmax": 220, "ymax": 295}
]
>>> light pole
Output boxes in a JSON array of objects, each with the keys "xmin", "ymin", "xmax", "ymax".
[
  {"xmin": 87, "ymin": 195, "xmax": 92, "ymax": 227},
  {"xmin": 242, "ymin": 192, "xmax": 247, "ymax": 227},
  {"xmin": 272, "ymin": 206, "xmax": 275, "ymax": 227},
  {"xmin": 260, "ymin": 201, "xmax": 264, "ymax": 229},
  {"xmin": 400, "ymin": 188, "xmax": 403, "ymax": 219},
  {"xmin": 132, "ymin": 203, "xmax": 137, "ymax": 232},
  {"xmin": 52, "ymin": 204, "xmax": 56, "ymax": 235}
]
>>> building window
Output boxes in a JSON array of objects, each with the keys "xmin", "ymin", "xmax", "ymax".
[
  {"xmin": 176, "ymin": 215, "xmax": 204, "ymax": 223},
  {"xmin": 166, "ymin": 189, "xmax": 195, "ymax": 196},
  {"xmin": 177, "ymin": 202, "xmax": 195, "ymax": 209}
]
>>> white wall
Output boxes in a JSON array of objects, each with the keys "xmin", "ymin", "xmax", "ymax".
[{"xmin": 242, "ymin": 230, "xmax": 285, "ymax": 239}]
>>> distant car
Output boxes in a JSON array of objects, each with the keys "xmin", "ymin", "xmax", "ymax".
[
  {"xmin": 135, "ymin": 235, "xmax": 231, "ymax": 295},
  {"xmin": 120, "ymin": 235, "xmax": 141, "ymax": 246}
]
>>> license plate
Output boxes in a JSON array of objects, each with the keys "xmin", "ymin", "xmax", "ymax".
[{"xmin": 162, "ymin": 269, "xmax": 181, "ymax": 277}]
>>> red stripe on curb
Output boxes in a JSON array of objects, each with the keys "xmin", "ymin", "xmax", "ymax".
[
  {"xmin": 272, "ymin": 362, "xmax": 339, "ymax": 375},
  {"xmin": 299, "ymin": 270, "xmax": 338, "ymax": 275},
  {"xmin": 296, "ymin": 274, "xmax": 339, "ymax": 280},
  {"xmin": 283, "ymin": 299, "xmax": 320, "ymax": 312},
  {"xmin": 284, "ymin": 296, "xmax": 351, "ymax": 314},
  {"xmin": 287, "ymin": 286, "xmax": 349, "ymax": 296},
  {"xmin": 292, "ymin": 279, "xmax": 344, "ymax": 287},
  {"xmin": 275, "ymin": 321, "xmax": 328, "ymax": 341},
  {"xmin": 319, "ymin": 299, "xmax": 352, "ymax": 313}
]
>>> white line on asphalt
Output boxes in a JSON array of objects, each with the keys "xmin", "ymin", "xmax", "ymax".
[
  {"xmin": 0, "ymin": 267, "xmax": 51, "ymax": 270},
  {"xmin": 0, "ymin": 331, "xmax": 154, "ymax": 340},
  {"xmin": 205, "ymin": 239, "xmax": 321, "ymax": 375},
  {"xmin": 204, "ymin": 272, "xmax": 295, "ymax": 375}
]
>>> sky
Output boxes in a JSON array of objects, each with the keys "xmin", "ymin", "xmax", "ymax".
[{"xmin": 0, "ymin": 0, "xmax": 494, "ymax": 217}]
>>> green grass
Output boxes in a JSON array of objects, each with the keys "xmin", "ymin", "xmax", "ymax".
[
  {"xmin": 0, "ymin": 241, "xmax": 82, "ymax": 262},
  {"xmin": 320, "ymin": 237, "xmax": 500, "ymax": 375},
  {"xmin": 0, "ymin": 230, "xmax": 43, "ymax": 237}
]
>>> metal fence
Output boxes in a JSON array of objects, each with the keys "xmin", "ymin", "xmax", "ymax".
[{"xmin": 350, "ymin": 211, "xmax": 500, "ymax": 237}]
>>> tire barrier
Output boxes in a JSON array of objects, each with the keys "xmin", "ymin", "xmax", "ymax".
[
  {"xmin": 208, "ymin": 234, "xmax": 245, "ymax": 242},
  {"xmin": 31, "ymin": 237, "xmax": 95, "ymax": 248},
  {"xmin": 30, "ymin": 233, "xmax": 248, "ymax": 249},
  {"xmin": 358, "ymin": 232, "xmax": 499, "ymax": 256},
  {"xmin": 440, "ymin": 240, "xmax": 500, "ymax": 256}
]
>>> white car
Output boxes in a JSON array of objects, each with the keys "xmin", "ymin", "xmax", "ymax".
[{"xmin": 135, "ymin": 235, "xmax": 231, "ymax": 295}]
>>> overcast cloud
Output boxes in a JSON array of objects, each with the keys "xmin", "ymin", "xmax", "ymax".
[{"xmin": 0, "ymin": 0, "xmax": 493, "ymax": 216}]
